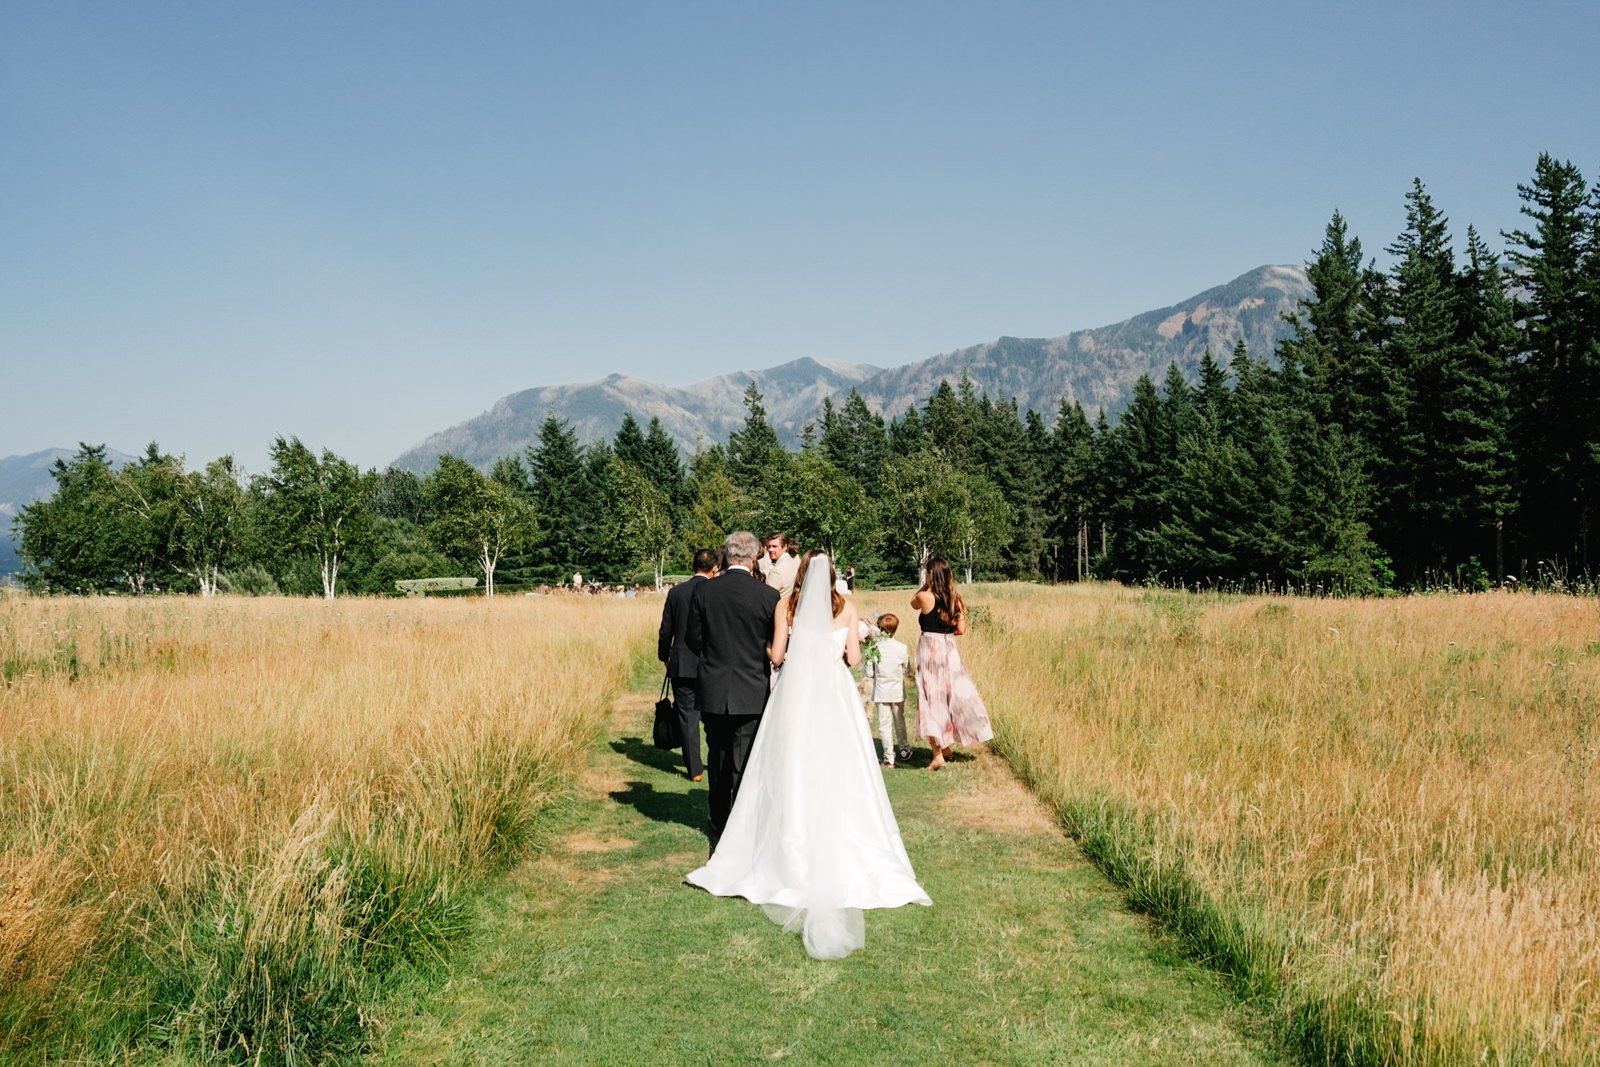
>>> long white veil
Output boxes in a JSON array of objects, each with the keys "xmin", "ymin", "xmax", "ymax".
[
  {"xmin": 757, "ymin": 553, "xmax": 868, "ymax": 959},
  {"xmin": 786, "ymin": 552, "xmax": 840, "ymax": 662}
]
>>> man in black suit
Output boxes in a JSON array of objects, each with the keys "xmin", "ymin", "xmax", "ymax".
[
  {"xmin": 687, "ymin": 530, "xmax": 781, "ymax": 839},
  {"xmin": 658, "ymin": 547, "xmax": 717, "ymax": 782}
]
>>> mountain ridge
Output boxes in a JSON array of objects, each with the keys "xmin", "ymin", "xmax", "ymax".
[{"xmin": 393, "ymin": 263, "xmax": 1311, "ymax": 472}]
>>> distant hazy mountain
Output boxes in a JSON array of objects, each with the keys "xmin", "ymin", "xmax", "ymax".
[
  {"xmin": 0, "ymin": 447, "xmax": 136, "ymax": 576},
  {"xmin": 394, "ymin": 357, "xmax": 884, "ymax": 472},
  {"xmin": 391, "ymin": 261, "xmax": 1310, "ymax": 473}
]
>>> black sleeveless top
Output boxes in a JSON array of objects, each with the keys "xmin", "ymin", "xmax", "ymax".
[{"xmin": 918, "ymin": 606, "xmax": 957, "ymax": 634}]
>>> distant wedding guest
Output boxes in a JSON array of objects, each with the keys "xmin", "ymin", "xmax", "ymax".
[
  {"xmin": 572, "ymin": 570, "xmax": 582, "ymax": 591},
  {"xmin": 659, "ymin": 548, "xmax": 717, "ymax": 782},
  {"xmin": 866, "ymin": 613, "xmax": 912, "ymax": 768},
  {"xmin": 910, "ymin": 557, "xmax": 993, "ymax": 771},
  {"xmin": 758, "ymin": 531, "xmax": 800, "ymax": 599},
  {"xmin": 843, "ymin": 563, "xmax": 856, "ymax": 592}
]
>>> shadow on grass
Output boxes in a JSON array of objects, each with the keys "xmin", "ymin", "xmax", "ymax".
[
  {"xmin": 610, "ymin": 735, "xmax": 688, "ymax": 776},
  {"xmin": 607, "ymin": 778, "xmax": 707, "ymax": 836}
]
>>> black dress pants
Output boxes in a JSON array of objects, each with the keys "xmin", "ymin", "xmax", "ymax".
[
  {"xmin": 703, "ymin": 712, "xmax": 762, "ymax": 836},
  {"xmin": 673, "ymin": 675, "xmax": 704, "ymax": 778}
]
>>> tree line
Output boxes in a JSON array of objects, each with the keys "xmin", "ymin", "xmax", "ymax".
[{"xmin": 14, "ymin": 153, "xmax": 1599, "ymax": 596}]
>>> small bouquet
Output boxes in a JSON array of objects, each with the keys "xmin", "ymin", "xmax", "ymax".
[
  {"xmin": 857, "ymin": 619, "xmax": 881, "ymax": 669},
  {"xmin": 860, "ymin": 637, "xmax": 881, "ymax": 667}
]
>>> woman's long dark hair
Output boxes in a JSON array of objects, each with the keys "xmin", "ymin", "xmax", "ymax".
[
  {"xmin": 919, "ymin": 557, "xmax": 962, "ymax": 626},
  {"xmin": 788, "ymin": 550, "xmax": 844, "ymax": 625}
]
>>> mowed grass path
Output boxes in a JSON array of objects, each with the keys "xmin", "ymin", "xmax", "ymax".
[{"xmin": 369, "ymin": 677, "xmax": 1287, "ymax": 1066}]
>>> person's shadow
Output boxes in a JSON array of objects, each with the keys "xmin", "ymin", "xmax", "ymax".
[
  {"xmin": 610, "ymin": 735, "xmax": 689, "ymax": 776},
  {"xmin": 608, "ymin": 736, "xmax": 707, "ymax": 834},
  {"xmin": 608, "ymin": 777, "xmax": 707, "ymax": 834}
]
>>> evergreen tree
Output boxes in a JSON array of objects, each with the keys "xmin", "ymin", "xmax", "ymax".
[
  {"xmin": 490, "ymin": 454, "xmax": 532, "ymax": 497},
  {"xmin": 1195, "ymin": 348, "xmax": 1229, "ymax": 425},
  {"xmin": 888, "ymin": 405, "xmax": 927, "ymax": 456},
  {"xmin": 640, "ymin": 416, "xmax": 688, "ymax": 509},
  {"xmin": 1046, "ymin": 399, "xmax": 1094, "ymax": 580},
  {"xmin": 580, "ymin": 441, "xmax": 631, "ymax": 580},
  {"xmin": 1097, "ymin": 375, "xmax": 1169, "ymax": 580},
  {"xmin": 1445, "ymin": 226, "xmax": 1517, "ymax": 581},
  {"xmin": 1383, "ymin": 178, "xmax": 1459, "ymax": 581},
  {"xmin": 1226, "ymin": 343, "xmax": 1298, "ymax": 584},
  {"xmin": 819, "ymin": 389, "xmax": 890, "ymax": 493},
  {"xmin": 1279, "ymin": 211, "xmax": 1392, "ymax": 453},
  {"xmin": 970, "ymin": 394, "xmax": 1046, "ymax": 577},
  {"xmin": 524, "ymin": 414, "xmax": 588, "ymax": 581},
  {"xmin": 726, "ymin": 382, "xmax": 787, "ymax": 485},
  {"xmin": 612, "ymin": 413, "xmax": 649, "ymax": 469},
  {"xmin": 16, "ymin": 444, "xmax": 124, "ymax": 593},
  {"xmin": 922, "ymin": 377, "xmax": 979, "ymax": 465},
  {"xmin": 373, "ymin": 467, "xmax": 428, "ymax": 525},
  {"xmin": 1504, "ymin": 154, "xmax": 1599, "ymax": 573}
]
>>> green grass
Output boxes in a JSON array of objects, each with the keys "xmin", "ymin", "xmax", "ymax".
[{"xmin": 367, "ymin": 681, "xmax": 1289, "ymax": 1066}]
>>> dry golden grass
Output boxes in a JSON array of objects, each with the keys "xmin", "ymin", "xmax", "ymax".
[
  {"xmin": 964, "ymin": 582, "xmax": 1600, "ymax": 1065},
  {"xmin": 0, "ymin": 592, "xmax": 658, "ymax": 1063}
]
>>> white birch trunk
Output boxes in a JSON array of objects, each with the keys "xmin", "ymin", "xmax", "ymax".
[
  {"xmin": 321, "ymin": 554, "xmax": 339, "ymax": 600},
  {"xmin": 481, "ymin": 540, "xmax": 496, "ymax": 599}
]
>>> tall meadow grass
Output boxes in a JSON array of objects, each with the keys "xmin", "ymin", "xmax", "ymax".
[
  {"xmin": 0, "ymin": 592, "xmax": 657, "ymax": 1064},
  {"xmin": 968, "ymin": 583, "xmax": 1600, "ymax": 1065}
]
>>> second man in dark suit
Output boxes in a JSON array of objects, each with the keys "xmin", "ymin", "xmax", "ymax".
[
  {"xmin": 658, "ymin": 547, "xmax": 717, "ymax": 782},
  {"xmin": 687, "ymin": 530, "xmax": 781, "ymax": 839}
]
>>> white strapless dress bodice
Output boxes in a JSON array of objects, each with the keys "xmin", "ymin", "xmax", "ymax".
[{"xmin": 685, "ymin": 625, "xmax": 931, "ymax": 958}]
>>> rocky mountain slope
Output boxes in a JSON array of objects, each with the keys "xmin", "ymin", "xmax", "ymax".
[{"xmin": 393, "ymin": 264, "xmax": 1311, "ymax": 473}]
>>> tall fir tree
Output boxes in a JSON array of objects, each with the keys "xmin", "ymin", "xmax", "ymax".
[
  {"xmin": 1444, "ymin": 226, "xmax": 1517, "ymax": 580},
  {"xmin": 819, "ymin": 389, "xmax": 891, "ymax": 494},
  {"xmin": 1279, "ymin": 211, "xmax": 1392, "ymax": 458},
  {"xmin": 888, "ymin": 404, "xmax": 927, "ymax": 456},
  {"xmin": 1382, "ymin": 178, "xmax": 1459, "ymax": 581},
  {"xmin": 1504, "ymin": 154, "xmax": 1599, "ymax": 573},
  {"xmin": 1046, "ymin": 399, "xmax": 1095, "ymax": 580},
  {"xmin": 524, "ymin": 414, "xmax": 588, "ymax": 581}
]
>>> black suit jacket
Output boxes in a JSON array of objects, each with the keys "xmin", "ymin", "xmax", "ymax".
[
  {"xmin": 686, "ymin": 567, "xmax": 780, "ymax": 717},
  {"xmin": 658, "ymin": 573, "xmax": 708, "ymax": 677}
]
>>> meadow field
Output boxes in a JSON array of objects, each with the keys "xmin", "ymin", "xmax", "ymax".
[
  {"xmin": 5, "ymin": 583, "xmax": 1598, "ymax": 1065},
  {"xmin": 0, "ymin": 592, "xmax": 657, "ymax": 1064},
  {"xmin": 959, "ymin": 583, "xmax": 1600, "ymax": 1066}
]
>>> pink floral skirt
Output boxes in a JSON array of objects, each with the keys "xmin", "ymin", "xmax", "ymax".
[{"xmin": 915, "ymin": 632, "xmax": 993, "ymax": 748}]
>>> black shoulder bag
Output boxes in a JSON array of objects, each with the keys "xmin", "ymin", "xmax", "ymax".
[{"xmin": 652, "ymin": 673, "xmax": 680, "ymax": 750}]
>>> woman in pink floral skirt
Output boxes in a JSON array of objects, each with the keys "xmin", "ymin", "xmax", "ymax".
[{"xmin": 910, "ymin": 557, "xmax": 993, "ymax": 770}]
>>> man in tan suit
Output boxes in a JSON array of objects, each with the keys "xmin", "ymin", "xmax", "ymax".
[{"xmin": 757, "ymin": 531, "xmax": 800, "ymax": 599}]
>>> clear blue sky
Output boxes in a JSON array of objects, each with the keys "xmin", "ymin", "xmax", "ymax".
[{"xmin": 3, "ymin": 1, "xmax": 1596, "ymax": 472}]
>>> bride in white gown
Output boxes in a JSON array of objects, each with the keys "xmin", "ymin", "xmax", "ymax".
[{"xmin": 685, "ymin": 551, "xmax": 931, "ymax": 959}]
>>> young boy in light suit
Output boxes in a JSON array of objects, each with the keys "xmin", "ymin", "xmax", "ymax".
[{"xmin": 865, "ymin": 613, "xmax": 912, "ymax": 767}]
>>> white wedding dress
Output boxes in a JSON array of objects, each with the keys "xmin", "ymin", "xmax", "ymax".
[{"xmin": 685, "ymin": 556, "xmax": 931, "ymax": 959}]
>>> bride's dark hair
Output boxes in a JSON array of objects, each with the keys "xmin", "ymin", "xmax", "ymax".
[{"xmin": 788, "ymin": 550, "xmax": 845, "ymax": 626}]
